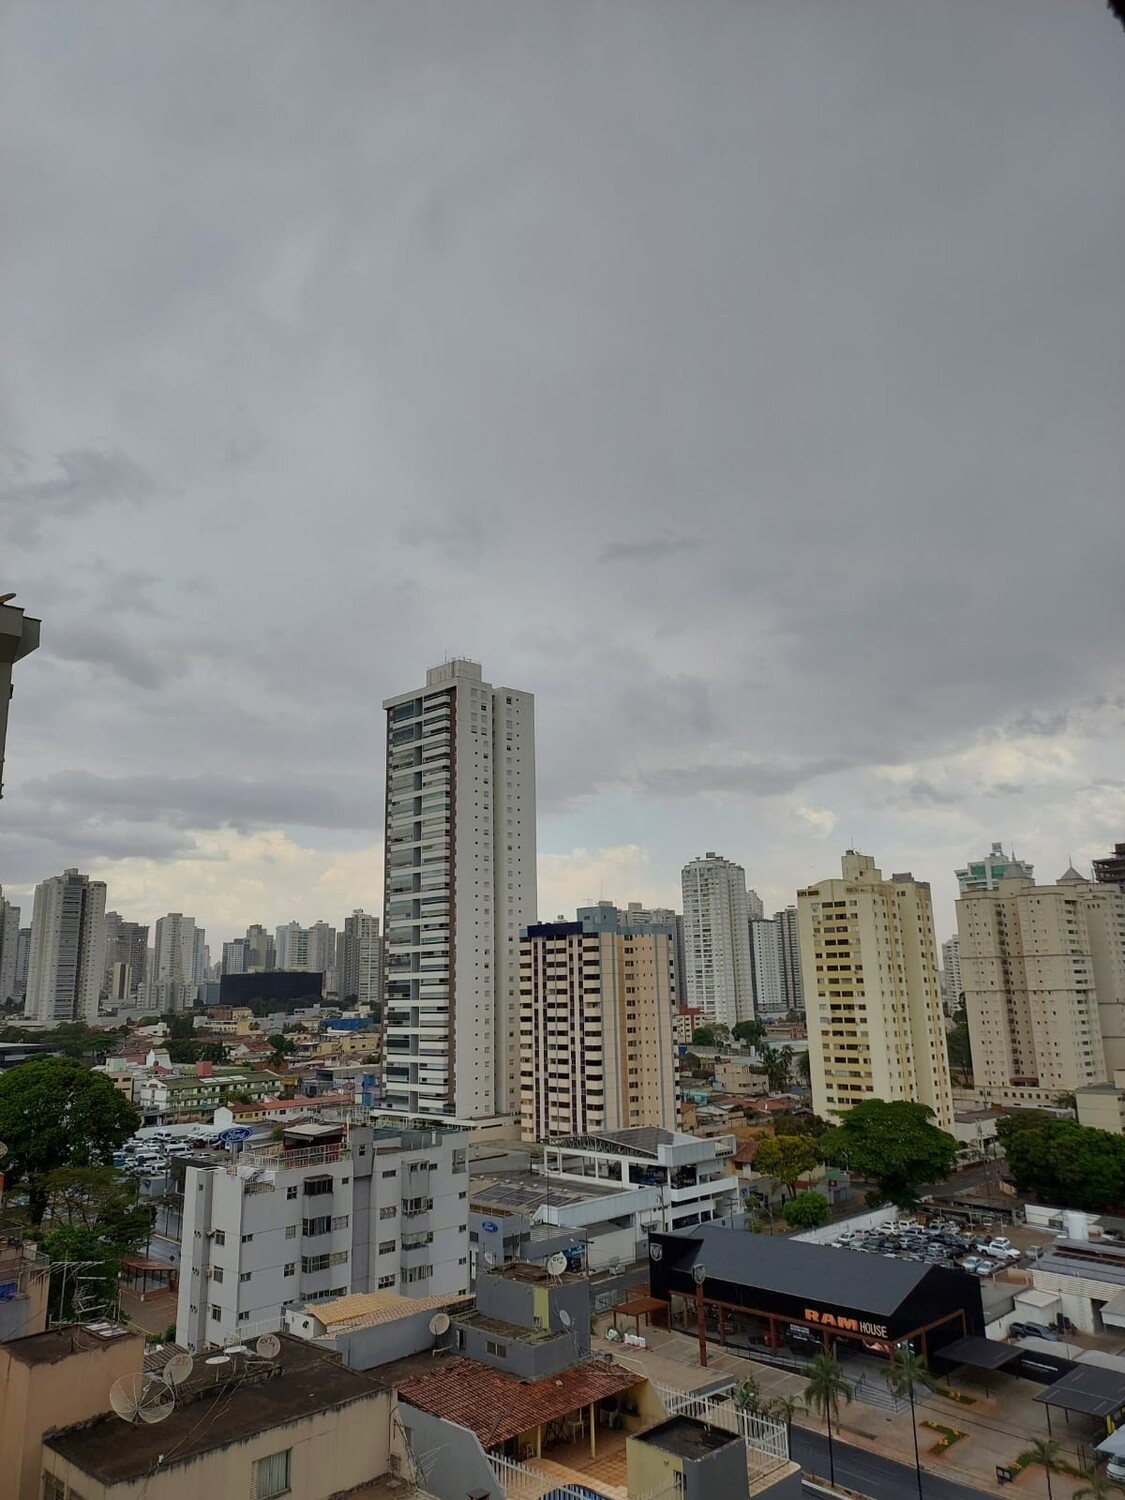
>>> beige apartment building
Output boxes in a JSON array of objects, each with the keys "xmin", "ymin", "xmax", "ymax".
[
  {"xmin": 797, "ymin": 851, "xmax": 954, "ymax": 1129},
  {"xmin": 957, "ymin": 865, "xmax": 1125, "ymax": 1107},
  {"xmin": 519, "ymin": 919, "xmax": 678, "ymax": 1141}
]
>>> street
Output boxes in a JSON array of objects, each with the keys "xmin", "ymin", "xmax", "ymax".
[{"xmin": 792, "ymin": 1427, "xmax": 996, "ymax": 1500}]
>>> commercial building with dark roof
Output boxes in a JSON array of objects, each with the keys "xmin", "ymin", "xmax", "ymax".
[{"xmin": 647, "ymin": 1223, "xmax": 984, "ymax": 1364}]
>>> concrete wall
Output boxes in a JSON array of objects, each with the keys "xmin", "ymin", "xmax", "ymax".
[
  {"xmin": 791, "ymin": 1205, "xmax": 897, "ymax": 1244},
  {"xmin": 397, "ymin": 1403, "xmax": 502, "ymax": 1500},
  {"xmin": 43, "ymin": 1387, "xmax": 391, "ymax": 1500}
]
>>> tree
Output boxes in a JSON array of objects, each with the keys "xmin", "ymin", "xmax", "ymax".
[
  {"xmin": 804, "ymin": 1353, "xmax": 852, "ymax": 1487},
  {"xmin": 753, "ymin": 1135, "xmax": 821, "ymax": 1200},
  {"xmin": 759, "ymin": 1043, "xmax": 795, "ymax": 1094},
  {"xmin": 820, "ymin": 1100, "xmax": 957, "ymax": 1208},
  {"xmin": 0, "ymin": 1058, "xmax": 139, "ymax": 1226},
  {"xmin": 692, "ymin": 1024, "xmax": 731, "ymax": 1048},
  {"xmin": 732, "ymin": 1020, "xmax": 766, "ymax": 1050},
  {"xmin": 268, "ymin": 1033, "xmax": 296, "ymax": 1067},
  {"xmin": 734, "ymin": 1374, "xmax": 761, "ymax": 1413},
  {"xmin": 774, "ymin": 1111, "xmax": 829, "ymax": 1138},
  {"xmin": 795, "ymin": 1050, "xmax": 812, "ymax": 1088},
  {"xmin": 945, "ymin": 1004, "xmax": 972, "ymax": 1084},
  {"xmin": 1024, "ymin": 1438, "xmax": 1063, "ymax": 1500},
  {"xmin": 784, "ymin": 1190, "xmax": 830, "ymax": 1230},
  {"xmin": 1073, "ymin": 1473, "xmax": 1124, "ymax": 1500},
  {"xmin": 997, "ymin": 1112, "xmax": 1125, "ymax": 1212},
  {"xmin": 888, "ymin": 1346, "xmax": 937, "ymax": 1500},
  {"xmin": 763, "ymin": 1392, "xmax": 803, "ymax": 1436}
]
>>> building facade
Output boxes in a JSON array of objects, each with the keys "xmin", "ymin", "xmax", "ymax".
[
  {"xmin": 0, "ymin": 597, "xmax": 40, "ymax": 803},
  {"xmin": 381, "ymin": 658, "xmax": 536, "ymax": 1120},
  {"xmin": 797, "ymin": 851, "xmax": 954, "ymax": 1128},
  {"xmin": 24, "ymin": 869, "xmax": 107, "ymax": 1025},
  {"xmin": 749, "ymin": 918, "xmax": 785, "ymax": 1016},
  {"xmin": 1094, "ymin": 842, "xmax": 1125, "ymax": 893},
  {"xmin": 681, "ymin": 853, "xmax": 754, "ymax": 1029},
  {"xmin": 774, "ymin": 905, "xmax": 804, "ymax": 1015},
  {"xmin": 152, "ymin": 913, "xmax": 199, "ymax": 985},
  {"xmin": 576, "ymin": 899, "xmax": 681, "ymax": 1006},
  {"xmin": 956, "ymin": 842, "xmax": 1034, "ymax": 894},
  {"xmin": 940, "ymin": 934, "xmax": 963, "ymax": 1015},
  {"xmin": 176, "ymin": 1121, "xmax": 470, "ymax": 1352},
  {"xmin": 336, "ymin": 909, "xmax": 382, "ymax": 1006},
  {"xmin": 519, "ymin": 918, "xmax": 677, "ymax": 1141},
  {"xmin": 103, "ymin": 912, "xmax": 148, "ymax": 999},
  {"xmin": 957, "ymin": 866, "xmax": 1125, "ymax": 1107},
  {"xmin": 0, "ymin": 887, "xmax": 20, "ymax": 1004},
  {"xmin": 245, "ymin": 923, "xmax": 276, "ymax": 971}
]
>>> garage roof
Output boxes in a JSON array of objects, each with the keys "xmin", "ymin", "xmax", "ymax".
[
  {"xmin": 1035, "ymin": 1364, "xmax": 1125, "ymax": 1418},
  {"xmin": 935, "ymin": 1335, "xmax": 1021, "ymax": 1372}
]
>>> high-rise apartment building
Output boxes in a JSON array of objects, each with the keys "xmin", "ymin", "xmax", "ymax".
[
  {"xmin": 0, "ymin": 596, "xmax": 40, "ymax": 801},
  {"xmin": 576, "ymin": 900, "xmax": 681, "ymax": 1006},
  {"xmin": 0, "ymin": 889, "xmax": 20, "ymax": 1004},
  {"xmin": 939, "ymin": 935, "xmax": 963, "ymax": 1015},
  {"xmin": 275, "ymin": 921, "xmax": 336, "ymax": 977},
  {"xmin": 957, "ymin": 865, "xmax": 1125, "ymax": 1107},
  {"xmin": 382, "ymin": 659, "xmax": 536, "ymax": 1120},
  {"xmin": 1094, "ymin": 843, "xmax": 1125, "ymax": 893},
  {"xmin": 520, "ymin": 917, "xmax": 678, "ymax": 1141},
  {"xmin": 681, "ymin": 853, "xmax": 754, "ymax": 1028},
  {"xmin": 336, "ymin": 910, "xmax": 382, "ymax": 1007},
  {"xmin": 774, "ymin": 906, "xmax": 804, "ymax": 1015},
  {"xmin": 14, "ymin": 928, "xmax": 30, "ymax": 1002},
  {"xmin": 152, "ymin": 913, "xmax": 198, "ymax": 984},
  {"xmin": 103, "ymin": 912, "xmax": 148, "ymax": 998},
  {"xmin": 749, "ymin": 918, "xmax": 785, "ymax": 1016},
  {"xmin": 797, "ymin": 851, "xmax": 953, "ymax": 1129},
  {"xmin": 176, "ymin": 1121, "xmax": 470, "ymax": 1352},
  {"xmin": 222, "ymin": 938, "xmax": 250, "ymax": 976},
  {"xmin": 956, "ymin": 842, "xmax": 1034, "ymax": 894},
  {"xmin": 746, "ymin": 889, "xmax": 765, "ymax": 923},
  {"xmin": 245, "ymin": 924, "xmax": 275, "ymax": 971},
  {"xmin": 24, "ymin": 869, "xmax": 107, "ymax": 1025}
]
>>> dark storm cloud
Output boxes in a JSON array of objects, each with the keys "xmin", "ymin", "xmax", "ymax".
[{"xmin": 1, "ymin": 0, "xmax": 1123, "ymax": 921}]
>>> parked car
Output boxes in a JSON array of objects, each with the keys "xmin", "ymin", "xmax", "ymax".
[
  {"xmin": 961, "ymin": 1256, "xmax": 981, "ymax": 1273},
  {"xmin": 1016, "ymin": 1322, "xmax": 1060, "ymax": 1341},
  {"xmin": 975, "ymin": 1260, "xmax": 1001, "ymax": 1277}
]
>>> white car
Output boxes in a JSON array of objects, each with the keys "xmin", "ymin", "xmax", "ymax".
[
  {"xmin": 961, "ymin": 1255, "xmax": 981, "ymax": 1273},
  {"xmin": 986, "ymin": 1241, "xmax": 1020, "ymax": 1262}
]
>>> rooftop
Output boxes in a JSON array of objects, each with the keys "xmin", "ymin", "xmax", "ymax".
[
  {"xmin": 3, "ymin": 1323, "xmax": 140, "ymax": 1368},
  {"xmin": 640, "ymin": 1415, "xmax": 742, "ymax": 1460},
  {"xmin": 46, "ymin": 1335, "xmax": 386, "ymax": 1484},
  {"xmin": 395, "ymin": 1355, "xmax": 644, "ymax": 1449},
  {"xmin": 305, "ymin": 1290, "xmax": 472, "ymax": 1333}
]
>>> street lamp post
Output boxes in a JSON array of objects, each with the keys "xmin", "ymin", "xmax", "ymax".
[{"xmin": 692, "ymin": 1263, "xmax": 708, "ymax": 1368}]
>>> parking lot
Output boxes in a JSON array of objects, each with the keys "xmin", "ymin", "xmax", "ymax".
[{"xmin": 828, "ymin": 1213, "xmax": 1039, "ymax": 1280}]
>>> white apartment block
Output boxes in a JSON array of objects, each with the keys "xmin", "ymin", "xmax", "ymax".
[
  {"xmin": 940, "ymin": 934, "xmax": 963, "ymax": 1015},
  {"xmin": 24, "ymin": 868, "xmax": 107, "ymax": 1025},
  {"xmin": 337, "ymin": 909, "xmax": 382, "ymax": 1006},
  {"xmin": 382, "ymin": 659, "xmax": 537, "ymax": 1120},
  {"xmin": 797, "ymin": 851, "xmax": 954, "ymax": 1129},
  {"xmin": 152, "ymin": 913, "xmax": 199, "ymax": 984},
  {"xmin": 519, "ymin": 919, "xmax": 677, "ymax": 1141},
  {"xmin": 957, "ymin": 866, "xmax": 1125, "ymax": 1107},
  {"xmin": 681, "ymin": 853, "xmax": 754, "ymax": 1028},
  {"xmin": 749, "ymin": 918, "xmax": 785, "ymax": 1016},
  {"xmin": 0, "ymin": 888, "xmax": 20, "ymax": 1004},
  {"xmin": 275, "ymin": 920, "xmax": 337, "ymax": 976},
  {"xmin": 177, "ymin": 1121, "xmax": 470, "ymax": 1352}
]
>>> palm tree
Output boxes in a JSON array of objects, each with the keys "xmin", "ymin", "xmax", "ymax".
[
  {"xmin": 764, "ymin": 1392, "xmax": 804, "ymax": 1446},
  {"xmin": 1024, "ymin": 1438, "xmax": 1063, "ymax": 1500},
  {"xmin": 804, "ymin": 1353, "xmax": 852, "ymax": 1487},
  {"xmin": 888, "ymin": 1346, "xmax": 936, "ymax": 1500},
  {"xmin": 796, "ymin": 1050, "xmax": 811, "ymax": 1088},
  {"xmin": 734, "ymin": 1375, "xmax": 761, "ymax": 1414}
]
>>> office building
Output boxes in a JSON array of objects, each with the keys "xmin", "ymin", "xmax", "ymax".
[
  {"xmin": 797, "ymin": 851, "xmax": 953, "ymax": 1128},
  {"xmin": 103, "ymin": 912, "xmax": 148, "ymax": 998},
  {"xmin": 956, "ymin": 842, "xmax": 1034, "ymax": 895},
  {"xmin": 774, "ymin": 905, "xmax": 804, "ymax": 1015},
  {"xmin": 957, "ymin": 864, "xmax": 1125, "ymax": 1107},
  {"xmin": 520, "ymin": 916, "xmax": 677, "ymax": 1141},
  {"xmin": 0, "ymin": 595, "xmax": 40, "ymax": 801},
  {"xmin": 336, "ymin": 909, "xmax": 382, "ymax": 1006},
  {"xmin": 749, "ymin": 918, "xmax": 785, "ymax": 1016},
  {"xmin": 382, "ymin": 658, "xmax": 536, "ymax": 1120},
  {"xmin": 245, "ymin": 923, "xmax": 275, "ymax": 971},
  {"xmin": 681, "ymin": 853, "xmax": 754, "ymax": 1028},
  {"xmin": 0, "ymin": 889, "xmax": 20, "ymax": 1004},
  {"xmin": 24, "ymin": 869, "xmax": 107, "ymax": 1025},
  {"xmin": 1094, "ymin": 842, "xmax": 1125, "ymax": 893},
  {"xmin": 940, "ymin": 935, "xmax": 963, "ymax": 1015},
  {"xmin": 175, "ymin": 1120, "xmax": 470, "ymax": 1352}
]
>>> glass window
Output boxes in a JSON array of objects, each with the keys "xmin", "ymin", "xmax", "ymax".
[{"xmin": 254, "ymin": 1448, "xmax": 291, "ymax": 1499}]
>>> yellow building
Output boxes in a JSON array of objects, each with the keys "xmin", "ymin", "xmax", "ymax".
[
  {"xmin": 797, "ymin": 851, "xmax": 953, "ymax": 1129},
  {"xmin": 519, "ymin": 920, "xmax": 677, "ymax": 1140}
]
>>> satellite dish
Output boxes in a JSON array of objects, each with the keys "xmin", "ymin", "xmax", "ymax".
[
  {"xmin": 224, "ymin": 1343, "xmax": 249, "ymax": 1355},
  {"xmin": 205, "ymin": 1354, "xmax": 231, "ymax": 1367},
  {"xmin": 546, "ymin": 1253, "xmax": 568, "ymax": 1278},
  {"xmin": 559, "ymin": 1309, "xmax": 572, "ymax": 1328},
  {"xmin": 163, "ymin": 1352, "xmax": 194, "ymax": 1386},
  {"xmin": 109, "ymin": 1373, "xmax": 175, "ymax": 1424},
  {"xmin": 429, "ymin": 1312, "xmax": 451, "ymax": 1336},
  {"xmin": 255, "ymin": 1334, "xmax": 281, "ymax": 1360}
]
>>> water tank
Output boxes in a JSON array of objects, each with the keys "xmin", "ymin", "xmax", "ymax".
[{"xmin": 1064, "ymin": 1209, "xmax": 1090, "ymax": 1241}]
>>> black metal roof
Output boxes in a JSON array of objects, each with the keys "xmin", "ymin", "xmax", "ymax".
[
  {"xmin": 654, "ymin": 1223, "xmax": 963, "ymax": 1319},
  {"xmin": 935, "ymin": 1335, "xmax": 1021, "ymax": 1372},
  {"xmin": 1035, "ymin": 1363, "xmax": 1125, "ymax": 1418}
]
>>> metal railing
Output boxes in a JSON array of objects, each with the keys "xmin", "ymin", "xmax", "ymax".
[
  {"xmin": 652, "ymin": 1382, "xmax": 789, "ymax": 1467},
  {"xmin": 488, "ymin": 1453, "xmax": 678, "ymax": 1500},
  {"xmin": 229, "ymin": 1144, "xmax": 348, "ymax": 1174}
]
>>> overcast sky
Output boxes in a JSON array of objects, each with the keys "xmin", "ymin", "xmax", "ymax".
[{"xmin": 2, "ymin": 0, "xmax": 1123, "ymax": 949}]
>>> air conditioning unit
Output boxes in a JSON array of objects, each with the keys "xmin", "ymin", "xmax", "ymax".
[{"xmin": 204, "ymin": 1268, "xmax": 214, "ymax": 1278}]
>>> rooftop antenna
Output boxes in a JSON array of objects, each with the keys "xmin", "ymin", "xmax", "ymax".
[{"xmin": 109, "ymin": 1373, "xmax": 175, "ymax": 1425}]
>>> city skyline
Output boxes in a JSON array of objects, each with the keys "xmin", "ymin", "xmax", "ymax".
[{"xmin": 2, "ymin": 4, "xmax": 1123, "ymax": 948}]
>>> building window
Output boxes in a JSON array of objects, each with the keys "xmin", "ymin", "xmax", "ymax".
[
  {"xmin": 42, "ymin": 1477, "xmax": 66, "ymax": 1500},
  {"xmin": 210, "ymin": 1304, "xmax": 222, "ymax": 1320},
  {"xmin": 240, "ymin": 1271, "xmax": 252, "ymax": 1282},
  {"xmin": 213, "ymin": 1230, "xmax": 226, "ymax": 1246},
  {"xmin": 241, "ymin": 1233, "xmax": 253, "ymax": 1244},
  {"xmin": 486, "ymin": 1339, "xmax": 507, "ymax": 1357},
  {"xmin": 211, "ymin": 1265, "xmax": 224, "ymax": 1283},
  {"xmin": 379, "ymin": 1205, "xmax": 397, "ymax": 1220},
  {"xmin": 378, "ymin": 1274, "xmax": 396, "ymax": 1289},
  {"xmin": 253, "ymin": 1448, "xmax": 291, "ymax": 1499},
  {"xmin": 285, "ymin": 1224, "xmax": 297, "ymax": 1239},
  {"xmin": 286, "ymin": 1186, "xmax": 298, "ymax": 1200},
  {"xmin": 284, "ymin": 1263, "xmax": 295, "ymax": 1277}
]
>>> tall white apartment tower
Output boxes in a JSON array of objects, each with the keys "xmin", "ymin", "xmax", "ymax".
[
  {"xmin": 382, "ymin": 659, "xmax": 536, "ymax": 1120},
  {"xmin": 152, "ymin": 913, "xmax": 198, "ymax": 984},
  {"xmin": 680, "ymin": 853, "xmax": 754, "ymax": 1028},
  {"xmin": 24, "ymin": 868, "xmax": 107, "ymax": 1025},
  {"xmin": 0, "ymin": 888, "xmax": 21, "ymax": 1004},
  {"xmin": 797, "ymin": 851, "xmax": 954, "ymax": 1129}
]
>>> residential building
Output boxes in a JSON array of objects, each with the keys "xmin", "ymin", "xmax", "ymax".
[
  {"xmin": 797, "ymin": 851, "xmax": 954, "ymax": 1128},
  {"xmin": 24, "ymin": 868, "xmax": 107, "ymax": 1025},
  {"xmin": 749, "ymin": 918, "xmax": 785, "ymax": 1017},
  {"xmin": 0, "ymin": 596, "xmax": 40, "ymax": 802},
  {"xmin": 39, "ymin": 1334, "xmax": 391, "ymax": 1500},
  {"xmin": 681, "ymin": 853, "xmax": 754, "ymax": 1028},
  {"xmin": 956, "ymin": 841, "xmax": 1034, "ymax": 894},
  {"xmin": 940, "ymin": 934, "xmax": 963, "ymax": 1015},
  {"xmin": 135, "ymin": 1066, "xmax": 283, "ymax": 1124},
  {"xmin": 245, "ymin": 922, "xmax": 276, "ymax": 970},
  {"xmin": 774, "ymin": 905, "xmax": 804, "ymax": 1014},
  {"xmin": 1077, "ymin": 1070, "xmax": 1125, "ymax": 1134},
  {"xmin": 0, "ymin": 887, "xmax": 20, "ymax": 1003},
  {"xmin": 0, "ymin": 1238, "xmax": 49, "ymax": 1345},
  {"xmin": 957, "ymin": 864, "xmax": 1125, "ymax": 1107},
  {"xmin": 222, "ymin": 937, "xmax": 250, "ymax": 975},
  {"xmin": 1094, "ymin": 842, "xmax": 1125, "ymax": 893},
  {"xmin": 577, "ymin": 898, "xmax": 682, "ymax": 1005},
  {"xmin": 746, "ymin": 888, "xmax": 765, "ymax": 922},
  {"xmin": 103, "ymin": 911, "xmax": 148, "ymax": 997},
  {"xmin": 336, "ymin": 908, "xmax": 382, "ymax": 1006},
  {"xmin": 152, "ymin": 912, "xmax": 198, "ymax": 984},
  {"xmin": 519, "ymin": 918, "xmax": 677, "ymax": 1142},
  {"xmin": 275, "ymin": 920, "xmax": 337, "ymax": 976},
  {"xmin": 176, "ymin": 1120, "xmax": 470, "ymax": 1352},
  {"xmin": 382, "ymin": 658, "xmax": 537, "ymax": 1120},
  {"xmin": 14, "ymin": 927, "xmax": 30, "ymax": 1002}
]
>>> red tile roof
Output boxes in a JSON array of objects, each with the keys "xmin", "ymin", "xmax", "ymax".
[{"xmin": 396, "ymin": 1357, "xmax": 645, "ymax": 1449}]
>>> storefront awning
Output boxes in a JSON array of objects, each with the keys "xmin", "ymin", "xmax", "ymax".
[{"xmin": 934, "ymin": 1336, "xmax": 1021, "ymax": 1372}]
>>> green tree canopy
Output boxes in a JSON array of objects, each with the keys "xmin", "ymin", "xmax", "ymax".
[
  {"xmin": 691, "ymin": 1024, "xmax": 731, "ymax": 1048},
  {"xmin": 753, "ymin": 1134, "xmax": 821, "ymax": 1198},
  {"xmin": 997, "ymin": 1112, "xmax": 1125, "ymax": 1211},
  {"xmin": 0, "ymin": 1058, "xmax": 139, "ymax": 1225},
  {"xmin": 732, "ymin": 1020, "xmax": 766, "ymax": 1049},
  {"xmin": 820, "ymin": 1099, "xmax": 957, "ymax": 1208},
  {"xmin": 783, "ymin": 1190, "xmax": 830, "ymax": 1230},
  {"xmin": 774, "ymin": 1111, "xmax": 829, "ymax": 1138}
]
